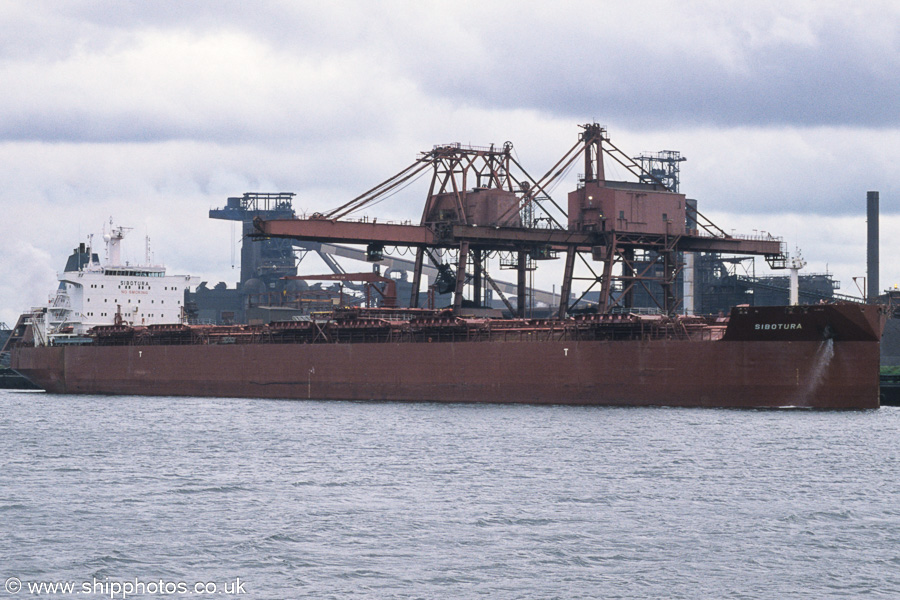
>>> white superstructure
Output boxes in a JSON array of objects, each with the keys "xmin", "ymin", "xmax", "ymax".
[
  {"xmin": 787, "ymin": 248, "xmax": 807, "ymax": 307},
  {"xmin": 35, "ymin": 220, "xmax": 199, "ymax": 341}
]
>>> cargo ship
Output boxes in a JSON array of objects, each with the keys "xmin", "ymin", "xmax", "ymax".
[
  {"xmin": 8, "ymin": 302, "xmax": 885, "ymax": 409},
  {"xmin": 6, "ymin": 124, "xmax": 887, "ymax": 409}
]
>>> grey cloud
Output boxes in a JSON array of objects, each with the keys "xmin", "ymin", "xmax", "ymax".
[
  {"xmin": 5, "ymin": 1, "xmax": 898, "ymax": 143},
  {"xmin": 2, "ymin": 1, "xmax": 369, "ymax": 60},
  {"xmin": 417, "ymin": 18, "xmax": 900, "ymax": 129}
]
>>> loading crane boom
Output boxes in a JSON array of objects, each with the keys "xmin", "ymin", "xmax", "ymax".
[{"xmin": 254, "ymin": 124, "xmax": 785, "ymax": 316}]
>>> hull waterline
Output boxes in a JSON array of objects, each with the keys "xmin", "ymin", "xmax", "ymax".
[{"xmin": 11, "ymin": 327, "xmax": 881, "ymax": 410}]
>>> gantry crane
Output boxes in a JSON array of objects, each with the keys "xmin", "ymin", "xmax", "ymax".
[{"xmin": 253, "ymin": 124, "xmax": 785, "ymax": 317}]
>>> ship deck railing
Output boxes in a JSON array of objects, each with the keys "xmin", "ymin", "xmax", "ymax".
[{"xmin": 81, "ymin": 312, "xmax": 728, "ymax": 347}]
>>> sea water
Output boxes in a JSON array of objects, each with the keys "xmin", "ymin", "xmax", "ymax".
[{"xmin": 1, "ymin": 390, "xmax": 899, "ymax": 599}]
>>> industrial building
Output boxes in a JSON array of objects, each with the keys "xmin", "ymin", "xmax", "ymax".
[{"xmin": 190, "ymin": 129, "xmax": 840, "ymax": 323}]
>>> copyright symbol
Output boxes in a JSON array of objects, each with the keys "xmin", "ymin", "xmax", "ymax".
[{"xmin": 5, "ymin": 577, "xmax": 22, "ymax": 594}]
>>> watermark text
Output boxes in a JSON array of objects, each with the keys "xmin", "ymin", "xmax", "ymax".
[{"xmin": 4, "ymin": 576, "xmax": 246, "ymax": 598}]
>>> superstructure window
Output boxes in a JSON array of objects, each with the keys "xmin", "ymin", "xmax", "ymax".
[{"xmin": 103, "ymin": 269, "xmax": 164, "ymax": 277}]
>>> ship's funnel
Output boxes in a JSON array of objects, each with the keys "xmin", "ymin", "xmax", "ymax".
[{"xmin": 683, "ymin": 198, "xmax": 698, "ymax": 315}]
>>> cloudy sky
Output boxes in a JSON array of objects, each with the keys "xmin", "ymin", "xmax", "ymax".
[{"xmin": 1, "ymin": 0, "xmax": 897, "ymax": 323}]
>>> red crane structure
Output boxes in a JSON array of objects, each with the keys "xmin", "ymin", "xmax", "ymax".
[
  {"xmin": 285, "ymin": 272, "xmax": 398, "ymax": 308},
  {"xmin": 254, "ymin": 124, "xmax": 785, "ymax": 317}
]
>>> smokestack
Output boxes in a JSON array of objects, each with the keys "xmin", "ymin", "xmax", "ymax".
[
  {"xmin": 683, "ymin": 199, "xmax": 698, "ymax": 315},
  {"xmin": 867, "ymin": 191, "xmax": 879, "ymax": 303}
]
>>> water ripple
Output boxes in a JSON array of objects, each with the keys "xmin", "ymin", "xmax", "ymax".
[{"xmin": 2, "ymin": 391, "xmax": 900, "ymax": 598}]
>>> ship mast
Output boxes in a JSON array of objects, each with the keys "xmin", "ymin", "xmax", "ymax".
[{"xmin": 104, "ymin": 218, "xmax": 133, "ymax": 267}]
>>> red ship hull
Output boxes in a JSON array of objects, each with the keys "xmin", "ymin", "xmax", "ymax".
[{"xmin": 11, "ymin": 305, "xmax": 883, "ymax": 410}]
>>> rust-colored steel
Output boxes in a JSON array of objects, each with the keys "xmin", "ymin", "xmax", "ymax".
[
  {"xmin": 257, "ymin": 218, "xmax": 782, "ymax": 256},
  {"xmin": 286, "ymin": 273, "xmax": 398, "ymax": 307},
  {"xmin": 256, "ymin": 217, "xmax": 434, "ymax": 246},
  {"xmin": 11, "ymin": 304, "xmax": 884, "ymax": 410},
  {"xmin": 252, "ymin": 125, "xmax": 788, "ymax": 315}
]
